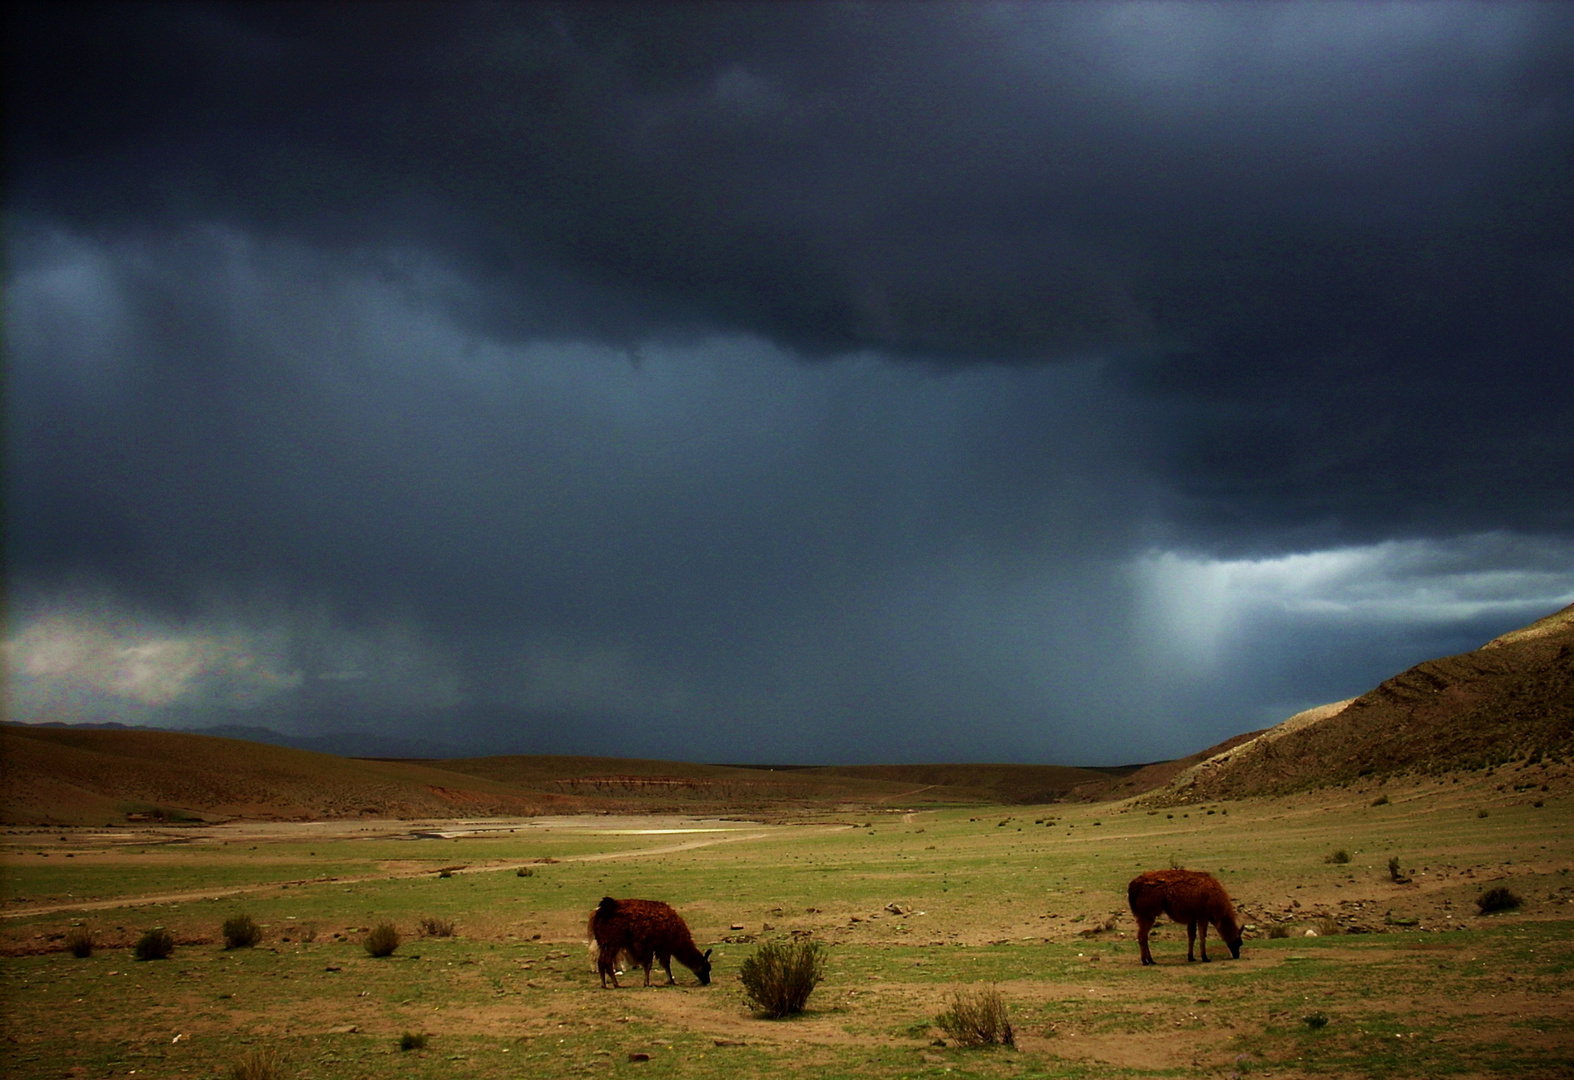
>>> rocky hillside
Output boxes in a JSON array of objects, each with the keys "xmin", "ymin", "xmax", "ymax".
[{"xmin": 1154, "ymin": 602, "xmax": 1574, "ymax": 803}]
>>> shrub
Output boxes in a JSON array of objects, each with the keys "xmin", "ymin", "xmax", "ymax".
[
  {"xmin": 516, "ymin": 866, "xmax": 534, "ymax": 877},
  {"xmin": 1477, "ymin": 809, "xmax": 1490, "ymax": 819},
  {"xmin": 229, "ymin": 1048, "xmax": 281, "ymax": 1080},
  {"xmin": 134, "ymin": 927, "xmax": 175, "ymax": 961},
  {"xmin": 1325, "ymin": 849, "xmax": 1351, "ymax": 865},
  {"xmin": 740, "ymin": 940, "xmax": 825, "ymax": 1018},
  {"xmin": 399, "ymin": 1031, "xmax": 427, "ymax": 1051},
  {"xmin": 936, "ymin": 985, "xmax": 1015, "ymax": 1048},
  {"xmin": 417, "ymin": 915, "xmax": 455, "ymax": 938},
  {"xmin": 223, "ymin": 913, "xmax": 263, "ymax": 950},
  {"xmin": 1371, "ymin": 794, "xmax": 1390, "ymax": 806},
  {"xmin": 1303, "ymin": 1012, "xmax": 1329, "ymax": 1029},
  {"xmin": 1268, "ymin": 924, "xmax": 1290, "ymax": 939},
  {"xmin": 364, "ymin": 922, "xmax": 401, "ymax": 957},
  {"xmin": 65, "ymin": 926, "xmax": 94, "ymax": 958},
  {"xmin": 1476, "ymin": 887, "xmax": 1523, "ymax": 915}
]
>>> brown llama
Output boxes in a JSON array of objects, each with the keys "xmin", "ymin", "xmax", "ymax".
[
  {"xmin": 1127, "ymin": 869, "xmax": 1243, "ymax": 965},
  {"xmin": 586, "ymin": 897, "xmax": 712, "ymax": 988}
]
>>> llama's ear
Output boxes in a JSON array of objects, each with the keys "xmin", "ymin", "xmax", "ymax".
[{"xmin": 703, "ymin": 948, "xmax": 712, "ymax": 960}]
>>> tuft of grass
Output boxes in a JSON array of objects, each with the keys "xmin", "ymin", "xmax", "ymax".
[
  {"xmin": 229, "ymin": 1048, "xmax": 281, "ymax": 1080},
  {"xmin": 65, "ymin": 926, "xmax": 94, "ymax": 958},
  {"xmin": 363, "ymin": 922, "xmax": 401, "ymax": 957},
  {"xmin": 222, "ymin": 913, "xmax": 263, "ymax": 950},
  {"xmin": 417, "ymin": 915, "xmax": 455, "ymax": 938},
  {"xmin": 399, "ymin": 1031, "xmax": 428, "ymax": 1051},
  {"xmin": 134, "ymin": 927, "xmax": 175, "ymax": 961},
  {"xmin": 1325, "ymin": 849, "xmax": 1351, "ymax": 864},
  {"xmin": 740, "ymin": 940, "xmax": 825, "ymax": 1018},
  {"xmin": 516, "ymin": 866, "xmax": 533, "ymax": 877},
  {"xmin": 437, "ymin": 869, "xmax": 453, "ymax": 879},
  {"xmin": 1303, "ymin": 1012, "xmax": 1329, "ymax": 1029},
  {"xmin": 936, "ymin": 984, "xmax": 1015, "ymax": 1048},
  {"xmin": 1477, "ymin": 809, "xmax": 1490, "ymax": 819},
  {"xmin": 1476, "ymin": 886, "xmax": 1523, "ymax": 915},
  {"xmin": 1268, "ymin": 924, "xmax": 1290, "ymax": 939},
  {"xmin": 1387, "ymin": 856, "xmax": 1412, "ymax": 883},
  {"xmin": 1371, "ymin": 794, "xmax": 1390, "ymax": 806}
]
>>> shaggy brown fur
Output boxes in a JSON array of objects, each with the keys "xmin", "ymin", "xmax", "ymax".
[
  {"xmin": 586, "ymin": 897, "xmax": 712, "ymax": 988},
  {"xmin": 1128, "ymin": 869, "xmax": 1243, "ymax": 965}
]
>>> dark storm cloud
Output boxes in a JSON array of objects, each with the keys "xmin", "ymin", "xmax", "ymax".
[
  {"xmin": 9, "ymin": 1, "xmax": 1573, "ymax": 543},
  {"xmin": 7, "ymin": 3, "xmax": 1574, "ymax": 762}
]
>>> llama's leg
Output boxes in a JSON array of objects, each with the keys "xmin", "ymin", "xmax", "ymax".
[
  {"xmin": 1137, "ymin": 916, "xmax": 1156, "ymax": 965},
  {"xmin": 1186, "ymin": 920, "xmax": 1198, "ymax": 962},
  {"xmin": 659, "ymin": 952, "xmax": 675, "ymax": 984},
  {"xmin": 1198, "ymin": 920, "xmax": 1210, "ymax": 962}
]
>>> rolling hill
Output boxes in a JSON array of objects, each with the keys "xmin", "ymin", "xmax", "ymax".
[{"xmin": 1153, "ymin": 602, "xmax": 1574, "ymax": 803}]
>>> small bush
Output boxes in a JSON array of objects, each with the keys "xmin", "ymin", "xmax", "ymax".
[
  {"xmin": 1318, "ymin": 917, "xmax": 1343, "ymax": 936},
  {"xmin": 65, "ymin": 926, "xmax": 94, "ymax": 958},
  {"xmin": 1325, "ymin": 849, "xmax": 1351, "ymax": 865},
  {"xmin": 740, "ymin": 940, "xmax": 825, "ymax": 1018},
  {"xmin": 399, "ymin": 1031, "xmax": 427, "ymax": 1052},
  {"xmin": 516, "ymin": 866, "xmax": 533, "ymax": 877},
  {"xmin": 936, "ymin": 984, "xmax": 1015, "ymax": 1048},
  {"xmin": 1371, "ymin": 794, "xmax": 1390, "ymax": 806},
  {"xmin": 223, "ymin": 913, "xmax": 262, "ymax": 950},
  {"xmin": 1477, "ymin": 809, "xmax": 1490, "ymax": 819},
  {"xmin": 1268, "ymin": 924, "xmax": 1290, "ymax": 939},
  {"xmin": 417, "ymin": 915, "xmax": 455, "ymax": 938},
  {"xmin": 134, "ymin": 927, "xmax": 175, "ymax": 961},
  {"xmin": 364, "ymin": 922, "xmax": 401, "ymax": 957},
  {"xmin": 229, "ymin": 1048, "xmax": 281, "ymax": 1080},
  {"xmin": 1477, "ymin": 887, "xmax": 1523, "ymax": 915},
  {"xmin": 1303, "ymin": 1012, "xmax": 1329, "ymax": 1029}
]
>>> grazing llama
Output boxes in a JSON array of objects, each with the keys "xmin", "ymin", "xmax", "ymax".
[
  {"xmin": 1127, "ymin": 869, "xmax": 1243, "ymax": 965},
  {"xmin": 586, "ymin": 897, "xmax": 712, "ymax": 988}
]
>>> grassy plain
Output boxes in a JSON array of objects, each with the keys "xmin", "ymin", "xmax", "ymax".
[{"xmin": 2, "ymin": 766, "xmax": 1571, "ymax": 1079}]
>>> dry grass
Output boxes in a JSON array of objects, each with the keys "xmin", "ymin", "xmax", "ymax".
[
  {"xmin": 222, "ymin": 913, "xmax": 262, "ymax": 949},
  {"xmin": 936, "ymin": 984, "xmax": 1015, "ymax": 1047},
  {"xmin": 363, "ymin": 922, "xmax": 401, "ymax": 957},
  {"xmin": 740, "ymin": 940, "xmax": 825, "ymax": 1018}
]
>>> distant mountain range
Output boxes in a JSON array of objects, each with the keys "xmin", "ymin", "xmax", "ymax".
[
  {"xmin": 16, "ymin": 721, "xmax": 467, "ymax": 761},
  {"xmin": 5, "ymin": 602, "xmax": 1570, "ymax": 822}
]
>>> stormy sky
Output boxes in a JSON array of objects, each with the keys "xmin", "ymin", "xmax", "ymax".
[{"xmin": 6, "ymin": 2, "xmax": 1573, "ymax": 764}]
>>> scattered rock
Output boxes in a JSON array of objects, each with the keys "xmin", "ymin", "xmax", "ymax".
[{"xmin": 628, "ymin": 1052, "xmax": 651, "ymax": 1062}]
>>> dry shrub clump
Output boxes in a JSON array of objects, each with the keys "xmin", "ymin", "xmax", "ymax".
[
  {"xmin": 937, "ymin": 984, "xmax": 1015, "ymax": 1048},
  {"xmin": 740, "ymin": 940, "xmax": 825, "ymax": 1018},
  {"xmin": 364, "ymin": 922, "xmax": 401, "ymax": 957},
  {"xmin": 65, "ymin": 926, "xmax": 94, "ymax": 958},
  {"xmin": 417, "ymin": 915, "xmax": 455, "ymax": 938},
  {"xmin": 134, "ymin": 927, "xmax": 175, "ymax": 961},
  {"xmin": 223, "ymin": 913, "xmax": 263, "ymax": 950},
  {"xmin": 1325, "ymin": 849, "xmax": 1352, "ymax": 865},
  {"xmin": 399, "ymin": 1031, "xmax": 428, "ymax": 1051},
  {"xmin": 229, "ymin": 1047, "xmax": 281, "ymax": 1080},
  {"xmin": 1477, "ymin": 887, "xmax": 1523, "ymax": 915},
  {"xmin": 1268, "ymin": 924, "xmax": 1291, "ymax": 939}
]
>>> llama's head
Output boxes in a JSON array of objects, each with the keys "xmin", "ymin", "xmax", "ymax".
[
  {"xmin": 696, "ymin": 947, "xmax": 713, "ymax": 985},
  {"xmin": 1222, "ymin": 914, "xmax": 1243, "ymax": 959}
]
